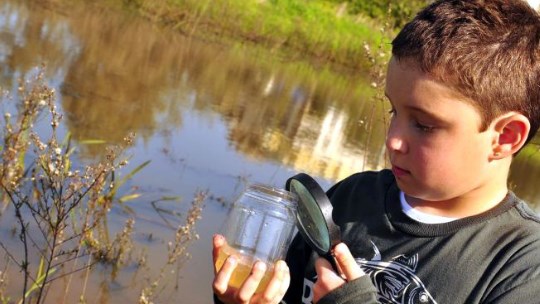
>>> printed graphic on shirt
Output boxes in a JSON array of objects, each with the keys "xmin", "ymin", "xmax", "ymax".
[
  {"xmin": 302, "ymin": 277, "xmax": 315, "ymax": 303},
  {"xmin": 301, "ymin": 242, "xmax": 437, "ymax": 304},
  {"xmin": 355, "ymin": 242, "xmax": 437, "ymax": 304}
]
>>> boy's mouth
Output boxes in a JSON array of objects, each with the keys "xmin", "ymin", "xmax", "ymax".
[{"xmin": 391, "ymin": 165, "xmax": 409, "ymax": 177}]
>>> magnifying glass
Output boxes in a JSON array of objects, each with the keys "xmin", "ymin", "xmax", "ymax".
[{"xmin": 285, "ymin": 173, "xmax": 341, "ymax": 268}]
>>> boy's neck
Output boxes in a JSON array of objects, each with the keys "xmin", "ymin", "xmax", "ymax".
[
  {"xmin": 405, "ymin": 164, "xmax": 511, "ymax": 218},
  {"xmin": 405, "ymin": 188, "xmax": 508, "ymax": 219}
]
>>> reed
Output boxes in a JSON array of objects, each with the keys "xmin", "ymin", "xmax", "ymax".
[{"xmin": 0, "ymin": 67, "xmax": 205, "ymax": 303}]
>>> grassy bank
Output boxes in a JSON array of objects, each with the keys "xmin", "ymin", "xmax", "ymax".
[
  {"xmin": 32, "ymin": 0, "xmax": 431, "ymax": 77},
  {"xmin": 113, "ymin": 0, "xmax": 397, "ymax": 71},
  {"xmin": 34, "ymin": 0, "xmax": 429, "ymax": 75}
]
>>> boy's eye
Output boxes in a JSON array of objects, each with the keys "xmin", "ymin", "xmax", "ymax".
[{"xmin": 415, "ymin": 121, "xmax": 436, "ymax": 133}]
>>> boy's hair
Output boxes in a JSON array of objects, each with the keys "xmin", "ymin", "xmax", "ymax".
[{"xmin": 392, "ymin": 0, "xmax": 540, "ymax": 144}]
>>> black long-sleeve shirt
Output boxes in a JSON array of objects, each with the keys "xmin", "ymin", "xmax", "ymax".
[{"xmin": 283, "ymin": 170, "xmax": 540, "ymax": 303}]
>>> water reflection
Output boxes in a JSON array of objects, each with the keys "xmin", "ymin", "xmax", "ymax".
[
  {"xmin": 0, "ymin": 1, "xmax": 79, "ymax": 87},
  {"xmin": 0, "ymin": 0, "xmax": 539, "ymax": 302},
  {"xmin": 60, "ymin": 11, "xmax": 193, "ymax": 154},
  {"xmin": 1, "ymin": 2, "xmax": 538, "ymax": 188},
  {"xmin": 0, "ymin": 0, "xmax": 389, "ymax": 182}
]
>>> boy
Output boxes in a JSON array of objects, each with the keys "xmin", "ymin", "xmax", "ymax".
[{"xmin": 213, "ymin": 0, "xmax": 540, "ymax": 303}]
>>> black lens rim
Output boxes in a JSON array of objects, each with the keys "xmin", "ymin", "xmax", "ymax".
[{"xmin": 285, "ymin": 173, "xmax": 341, "ymax": 255}]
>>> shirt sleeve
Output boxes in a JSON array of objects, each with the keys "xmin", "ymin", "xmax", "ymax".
[
  {"xmin": 482, "ymin": 266, "xmax": 540, "ymax": 303},
  {"xmin": 482, "ymin": 235, "xmax": 540, "ymax": 303},
  {"xmin": 316, "ymin": 276, "xmax": 379, "ymax": 304}
]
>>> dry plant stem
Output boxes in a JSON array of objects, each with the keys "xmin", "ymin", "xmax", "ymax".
[
  {"xmin": 361, "ymin": 10, "xmax": 390, "ymax": 169},
  {"xmin": 36, "ymin": 196, "xmax": 61, "ymax": 303},
  {"xmin": 76, "ymin": 255, "xmax": 94, "ymax": 303},
  {"xmin": 0, "ymin": 187, "xmax": 36, "ymax": 304},
  {"xmin": 0, "ymin": 258, "xmax": 9, "ymax": 303},
  {"xmin": 14, "ymin": 197, "xmax": 30, "ymax": 304},
  {"xmin": 139, "ymin": 191, "xmax": 205, "ymax": 303},
  {"xmin": 1, "ymin": 67, "xmax": 206, "ymax": 303},
  {"xmin": 0, "ymin": 69, "xmax": 139, "ymax": 303},
  {"xmin": 62, "ymin": 218, "xmax": 92, "ymax": 303}
]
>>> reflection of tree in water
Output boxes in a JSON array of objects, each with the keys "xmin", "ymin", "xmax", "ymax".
[
  {"xmin": 60, "ymin": 9, "xmax": 185, "ymax": 156},
  {"xmin": 0, "ymin": 2, "xmax": 185, "ymax": 157},
  {"xmin": 2, "ymin": 0, "xmax": 389, "ymax": 181},
  {"xmin": 177, "ymin": 44, "xmax": 389, "ymax": 180},
  {"xmin": 0, "ymin": 2, "xmax": 78, "ymax": 87}
]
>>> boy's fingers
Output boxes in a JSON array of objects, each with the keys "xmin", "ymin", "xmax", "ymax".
[
  {"xmin": 313, "ymin": 258, "xmax": 343, "ymax": 303},
  {"xmin": 212, "ymin": 234, "xmax": 226, "ymax": 269},
  {"xmin": 259, "ymin": 261, "xmax": 284, "ymax": 302},
  {"xmin": 315, "ymin": 257, "xmax": 340, "ymax": 281},
  {"xmin": 314, "ymin": 257, "xmax": 345, "ymax": 288},
  {"xmin": 333, "ymin": 243, "xmax": 365, "ymax": 281},
  {"xmin": 276, "ymin": 263, "xmax": 291, "ymax": 301},
  {"xmin": 259, "ymin": 260, "xmax": 290, "ymax": 304},
  {"xmin": 213, "ymin": 255, "xmax": 237, "ymax": 295},
  {"xmin": 235, "ymin": 261, "xmax": 267, "ymax": 303}
]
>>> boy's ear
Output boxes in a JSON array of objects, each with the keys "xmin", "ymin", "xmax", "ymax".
[{"xmin": 491, "ymin": 112, "xmax": 530, "ymax": 159}]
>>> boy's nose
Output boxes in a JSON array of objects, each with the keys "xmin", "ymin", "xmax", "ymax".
[{"xmin": 386, "ymin": 126, "xmax": 408, "ymax": 154}]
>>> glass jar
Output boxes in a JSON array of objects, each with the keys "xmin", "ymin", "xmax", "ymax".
[{"xmin": 215, "ymin": 184, "xmax": 298, "ymax": 292}]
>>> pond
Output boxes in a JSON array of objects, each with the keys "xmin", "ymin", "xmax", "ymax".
[{"xmin": 0, "ymin": 1, "xmax": 539, "ymax": 303}]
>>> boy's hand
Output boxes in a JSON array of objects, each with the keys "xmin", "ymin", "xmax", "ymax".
[
  {"xmin": 212, "ymin": 234, "xmax": 290, "ymax": 304},
  {"xmin": 313, "ymin": 243, "xmax": 365, "ymax": 303}
]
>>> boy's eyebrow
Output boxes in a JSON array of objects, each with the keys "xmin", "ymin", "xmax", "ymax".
[
  {"xmin": 384, "ymin": 91, "xmax": 447, "ymax": 123},
  {"xmin": 406, "ymin": 105, "xmax": 447, "ymax": 122}
]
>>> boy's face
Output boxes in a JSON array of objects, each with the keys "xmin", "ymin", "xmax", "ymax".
[{"xmin": 385, "ymin": 58, "xmax": 498, "ymax": 203}]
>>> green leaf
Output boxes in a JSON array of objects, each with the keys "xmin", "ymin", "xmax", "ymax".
[
  {"xmin": 79, "ymin": 139, "xmax": 107, "ymax": 145},
  {"xmin": 155, "ymin": 196, "xmax": 182, "ymax": 202},
  {"xmin": 105, "ymin": 160, "xmax": 150, "ymax": 203},
  {"xmin": 116, "ymin": 160, "xmax": 151, "ymax": 190},
  {"xmin": 118, "ymin": 193, "xmax": 141, "ymax": 203},
  {"xmin": 22, "ymin": 258, "xmax": 56, "ymax": 301}
]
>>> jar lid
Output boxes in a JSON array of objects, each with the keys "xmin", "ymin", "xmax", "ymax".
[{"xmin": 285, "ymin": 173, "xmax": 341, "ymax": 256}]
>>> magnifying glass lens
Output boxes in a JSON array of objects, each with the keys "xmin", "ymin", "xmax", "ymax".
[{"xmin": 290, "ymin": 179, "xmax": 331, "ymax": 253}]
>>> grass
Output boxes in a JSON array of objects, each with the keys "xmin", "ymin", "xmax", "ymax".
[{"xmin": 99, "ymin": 0, "xmax": 394, "ymax": 71}]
